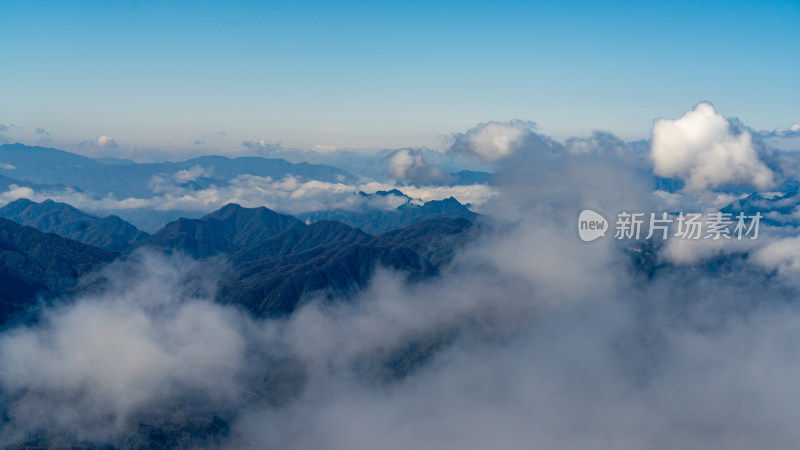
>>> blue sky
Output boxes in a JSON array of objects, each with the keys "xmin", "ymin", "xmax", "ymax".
[{"xmin": 1, "ymin": 0, "xmax": 798, "ymax": 155}]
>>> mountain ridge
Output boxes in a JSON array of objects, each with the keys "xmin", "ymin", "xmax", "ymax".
[{"xmin": 0, "ymin": 198, "xmax": 149, "ymax": 253}]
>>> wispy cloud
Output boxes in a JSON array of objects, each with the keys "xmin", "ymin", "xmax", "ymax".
[
  {"xmin": 241, "ymin": 139, "xmax": 282, "ymax": 155},
  {"xmin": 758, "ymin": 123, "xmax": 800, "ymax": 139}
]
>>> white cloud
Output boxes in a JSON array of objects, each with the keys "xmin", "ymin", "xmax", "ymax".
[
  {"xmin": 75, "ymin": 136, "xmax": 120, "ymax": 156},
  {"xmin": 564, "ymin": 131, "xmax": 632, "ymax": 157},
  {"xmin": 0, "ymin": 252, "xmax": 250, "ymax": 442},
  {"xmin": 760, "ymin": 123, "xmax": 800, "ymax": 139},
  {"xmin": 661, "ymin": 231, "xmax": 759, "ymax": 264},
  {"xmin": 386, "ymin": 149, "xmax": 451, "ymax": 184},
  {"xmin": 310, "ymin": 145, "xmax": 340, "ymax": 153},
  {"xmin": 9, "ymin": 118, "xmax": 800, "ymax": 448},
  {"xmin": 0, "ymin": 184, "xmax": 36, "ymax": 206},
  {"xmin": 753, "ymin": 235, "xmax": 800, "ymax": 275},
  {"xmin": 651, "ymin": 190, "xmax": 750, "ymax": 215},
  {"xmin": 650, "ymin": 102, "xmax": 775, "ymax": 191},
  {"xmin": 0, "ymin": 162, "xmax": 15, "ymax": 170},
  {"xmin": 0, "ymin": 173, "xmax": 496, "ymax": 217},
  {"xmin": 448, "ymin": 121, "xmax": 536, "ymax": 162},
  {"xmin": 96, "ymin": 135, "xmax": 118, "ymax": 148},
  {"xmin": 172, "ymin": 165, "xmax": 213, "ymax": 183},
  {"xmin": 360, "ymin": 182, "xmax": 498, "ymax": 208}
]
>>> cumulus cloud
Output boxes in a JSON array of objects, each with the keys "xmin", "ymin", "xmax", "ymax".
[
  {"xmin": 0, "ymin": 162, "xmax": 15, "ymax": 170},
  {"xmin": 651, "ymin": 102, "xmax": 776, "ymax": 191},
  {"xmin": 96, "ymin": 135, "xmax": 118, "ymax": 148},
  {"xmin": 448, "ymin": 120, "xmax": 538, "ymax": 162},
  {"xmin": 386, "ymin": 149, "xmax": 452, "ymax": 185}
]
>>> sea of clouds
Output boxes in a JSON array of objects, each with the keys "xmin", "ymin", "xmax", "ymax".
[{"xmin": 3, "ymin": 103, "xmax": 800, "ymax": 447}]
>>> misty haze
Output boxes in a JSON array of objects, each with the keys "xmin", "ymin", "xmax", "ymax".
[{"xmin": 1, "ymin": 1, "xmax": 800, "ymax": 449}]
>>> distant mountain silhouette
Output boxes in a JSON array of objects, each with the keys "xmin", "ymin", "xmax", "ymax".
[
  {"xmin": 141, "ymin": 203, "xmax": 305, "ymax": 258},
  {"xmin": 0, "ymin": 199, "xmax": 479, "ymax": 324},
  {"xmin": 302, "ymin": 196, "xmax": 479, "ymax": 234},
  {"xmin": 0, "ymin": 217, "xmax": 117, "ymax": 325},
  {"xmin": 449, "ymin": 170, "xmax": 493, "ymax": 185},
  {"xmin": 0, "ymin": 143, "xmax": 356, "ymax": 198},
  {"xmin": 0, "ymin": 198, "xmax": 149, "ymax": 253},
  {"xmin": 139, "ymin": 203, "xmax": 479, "ymax": 316}
]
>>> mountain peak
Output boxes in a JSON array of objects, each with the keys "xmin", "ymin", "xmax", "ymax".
[
  {"xmin": 204, "ymin": 202, "xmax": 246, "ymax": 219},
  {"xmin": 145, "ymin": 203, "xmax": 304, "ymax": 258},
  {"xmin": 0, "ymin": 199, "xmax": 147, "ymax": 253}
]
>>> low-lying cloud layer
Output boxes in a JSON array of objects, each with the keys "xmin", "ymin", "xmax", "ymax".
[
  {"xmin": 2, "ymin": 104, "xmax": 800, "ymax": 447},
  {"xmin": 0, "ymin": 175, "xmax": 497, "ymax": 218}
]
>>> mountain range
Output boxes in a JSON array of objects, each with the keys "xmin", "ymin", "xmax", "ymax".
[
  {"xmin": 0, "ymin": 198, "xmax": 149, "ymax": 253},
  {"xmin": 0, "ymin": 199, "xmax": 479, "ymax": 325},
  {"xmin": 0, "ymin": 143, "xmax": 357, "ymax": 198},
  {"xmin": 142, "ymin": 203, "xmax": 306, "ymax": 258},
  {"xmin": 0, "ymin": 217, "xmax": 117, "ymax": 325},
  {"xmin": 301, "ymin": 191, "xmax": 478, "ymax": 234},
  {"xmin": 216, "ymin": 218, "xmax": 470, "ymax": 317}
]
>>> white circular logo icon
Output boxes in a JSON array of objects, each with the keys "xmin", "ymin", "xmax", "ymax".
[{"xmin": 578, "ymin": 209, "xmax": 608, "ymax": 242}]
